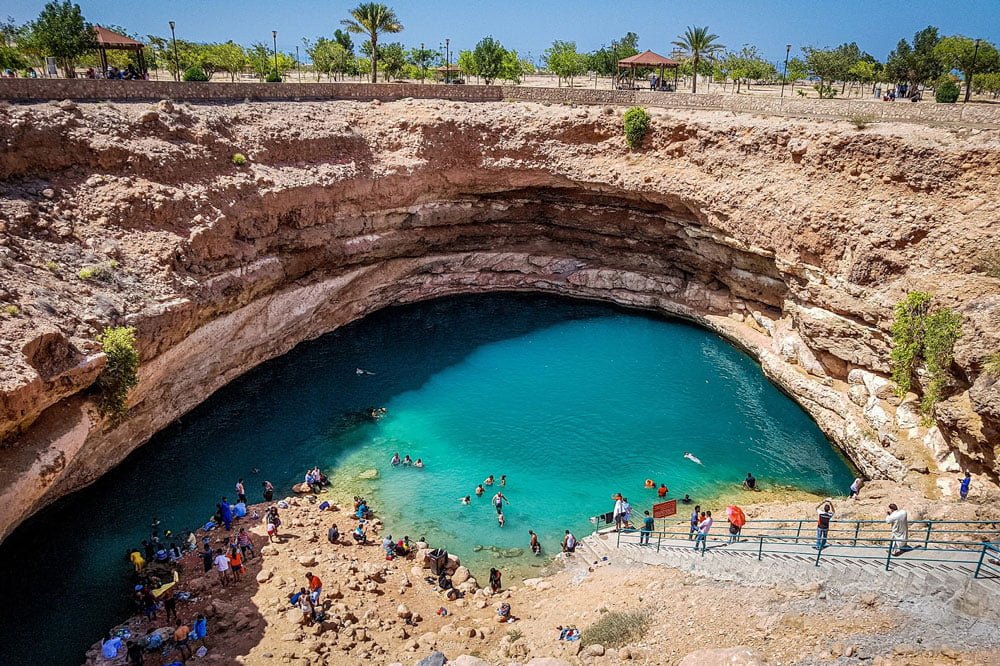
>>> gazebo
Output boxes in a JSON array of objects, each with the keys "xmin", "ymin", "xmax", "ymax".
[
  {"xmin": 617, "ymin": 50, "xmax": 679, "ymax": 91},
  {"xmin": 434, "ymin": 64, "xmax": 463, "ymax": 83},
  {"xmin": 93, "ymin": 26, "xmax": 147, "ymax": 77}
]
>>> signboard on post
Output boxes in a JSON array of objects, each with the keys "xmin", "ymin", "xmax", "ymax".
[{"xmin": 652, "ymin": 499, "xmax": 677, "ymax": 519}]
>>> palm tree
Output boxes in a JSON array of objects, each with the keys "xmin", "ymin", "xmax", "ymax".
[
  {"xmin": 672, "ymin": 26, "xmax": 724, "ymax": 94},
  {"xmin": 341, "ymin": 3, "xmax": 403, "ymax": 83}
]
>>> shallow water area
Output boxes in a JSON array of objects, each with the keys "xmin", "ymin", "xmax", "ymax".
[{"xmin": 0, "ymin": 293, "xmax": 854, "ymax": 665}]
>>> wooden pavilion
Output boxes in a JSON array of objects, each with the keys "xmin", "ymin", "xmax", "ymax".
[
  {"xmin": 617, "ymin": 50, "xmax": 679, "ymax": 90},
  {"xmin": 93, "ymin": 26, "xmax": 147, "ymax": 77},
  {"xmin": 434, "ymin": 64, "xmax": 463, "ymax": 83}
]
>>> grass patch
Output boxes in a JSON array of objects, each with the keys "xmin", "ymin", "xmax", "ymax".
[
  {"xmin": 2, "ymin": 305, "xmax": 19, "ymax": 316},
  {"xmin": 581, "ymin": 609, "xmax": 651, "ymax": 648},
  {"xmin": 44, "ymin": 260, "xmax": 60, "ymax": 272},
  {"xmin": 78, "ymin": 260, "xmax": 118, "ymax": 281},
  {"xmin": 231, "ymin": 152, "xmax": 248, "ymax": 166},
  {"xmin": 505, "ymin": 628, "xmax": 523, "ymax": 642},
  {"xmin": 986, "ymin": 352, "xmax": 1000, "ymax": 379}
]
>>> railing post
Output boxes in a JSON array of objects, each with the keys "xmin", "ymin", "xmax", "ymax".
[
  {"xmin": 616, "ymin": 528, "xmax": 621, "ymax": 548},
  {"xmin": 795, "ymin": 521, "xmax": 802, "ymax": 544},
  {"xmin": 974, "ymin": 544, "xmax": 987, "ymax": 579},
  {"xmin": 656, "ymin": 531, "xmax": 661, "ymax": 554},
  {"xmin": 815, "ymin": 539, "xmax": 822, "ymax": 567},
  {"xmin": 853, "ymin": 521, "xmax": 860, "ymax": 547},
  {"xmin": 758, "ymin": 536, "xmax": 763, "ymax": 561},
  {"xmin": 923, "ymin": 522, "xmax": 932, "ymax": 549},
  {"xmin": 885, "ymin": 540, "xmax": 893, "ymax": 572}
]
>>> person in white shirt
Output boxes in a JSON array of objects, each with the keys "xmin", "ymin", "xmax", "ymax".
[
  {"xmin": 693, "ymin": 510, "xmax": 713, "ymax": 551},
  {"xmin": 885, "ymin": 503, "xmax": 909, "ymax": 556},
  {"xmin": 613, "ymin": 496, "xmax": 625, "ymax": 531},
  {"xmin": 213, "ymin": 548, "xmax": 231, "ymax": 586},
  {"xmin": 849, "ymin": 477, "xmax": 863, "ymax": 499}
]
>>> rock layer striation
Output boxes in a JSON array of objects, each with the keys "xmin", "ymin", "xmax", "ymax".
[{"xmin": 0, "ymin": 99, "xmax": 998, "ymax": 542}]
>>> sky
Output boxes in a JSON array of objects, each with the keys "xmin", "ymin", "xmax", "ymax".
[{"xmin": 5, "ymin": 0, "xmax": 1000, "ymax": 65}]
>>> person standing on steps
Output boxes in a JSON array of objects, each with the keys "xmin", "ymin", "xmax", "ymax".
[
  {"xmin": 959, "ymin": 472, "xmax": 972, "ymax": 501},
  {"xmin": 613, "ymin": 494, "xmax": 625, "ymax": 531},
  {"xmin": 562, "ymin": 529, "xmax": 576, "ymax": 553},
  {"xmin": 640, "ymin": 510, "xmax": 655, "ymax": 545},
  {"xmin": 693, "ymin": 510, "xmax": 712, "ymax": 551},
  {"xmin": 814, "ymin": 498, "xmax": 835, "ymax": 550},
  {"xmin": 886, "ymin": 503, "xmax": 909, "ymax": 556},
  {"xmin": 689, "ymin": 504, "xmax": 701, "ymax": 540}
]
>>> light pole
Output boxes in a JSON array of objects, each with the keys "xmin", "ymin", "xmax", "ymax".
[
  {"xmin": 445, "ymin": 37, "xmax": 450, "ymax": 84},
  {"xmin": 169, "ymin": 21, "xmax": 179, "ymax": 82},
  {"xmin": 420, "ymin": 42, "xmax": 425, "ymax": 84},
  {"xmin": 272, "ymin": 30, "xmax": 278, "ymax": 78},
  {"xmin": 295, "ymin": 45, "xmax": 300, "ymax": 82},
  {"xmin": 966, "ymin": 38, "xmax": 981, "ymax": 103},
  {"xmin": 781, "ymin": 44, "xmax": 791, "ymax": 98}
]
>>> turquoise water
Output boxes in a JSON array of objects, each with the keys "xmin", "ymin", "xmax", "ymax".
[{"xmin": 0, "ymin": 294, "xmax": 854, "ymax": 665}]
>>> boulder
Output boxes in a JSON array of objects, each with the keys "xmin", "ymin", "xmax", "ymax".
[
  {"xmin": 397, "ymin": 603, "xmax": 412, "ymax": 620},
  {"xmin": 452, "ymin": 566, "xmax": 471, "ymax": 585},
  {"xmin": 581, "ymin": 643, "xmax": 605, "ymax": 657},
  {"xmin": 256, "ymin": 568, "xmax": 273, "ymax": 583},
  {"xmin": 297, "ymin": 555, "xmax": 317, "ymax": 567},
  {"xmin": 452, "ymin": 656, "xmax": 490, "ymax": 666},
  {"xmin": 416, "ymin": 652, "xmax": 447, "ymax": 666},
  {"xmin": 358, "ymin": 469, "xmax": 379, "ymax": 480}
]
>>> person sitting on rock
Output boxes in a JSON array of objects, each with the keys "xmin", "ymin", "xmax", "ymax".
[
  {"xmin": 496, "ymin": 602, "xmax": 515, "ymax": 623},
  {"xmin": 352, "ymin": 522, "xmax": 367, "ymax": 545},
  {"xmin": 327, "ymin": 523, "xmax": 340, "ymax": 544}
]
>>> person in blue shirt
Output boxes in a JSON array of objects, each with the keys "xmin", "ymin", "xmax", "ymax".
[
  {"xmin": 640, "ymin": 510, "xmax": 655, "ymax": 545},
  {"xmin": 688, "ymin": 505, "xmax": 701, "ymax": 540},
  {"xmin": 218, "ymin": 497, "xmax": 233, "ymax": 531},
  {"xmin": 960, "ymin": 472, "xmax": 972, "ymax": 501}
]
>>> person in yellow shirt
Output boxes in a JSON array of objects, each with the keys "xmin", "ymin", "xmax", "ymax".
[{"xmin": 128, "ymin": 549, "xmax": 145, "ymax": 573}]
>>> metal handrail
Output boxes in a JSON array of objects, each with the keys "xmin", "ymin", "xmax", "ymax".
[{"xmin": 612, "ymin": 521, "xmax": 1000, "ymax": 578}]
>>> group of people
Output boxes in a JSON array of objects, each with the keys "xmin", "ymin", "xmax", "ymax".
[{"xmin": 390, "ymin": 452, "xmax": 424, "ymax": 468}]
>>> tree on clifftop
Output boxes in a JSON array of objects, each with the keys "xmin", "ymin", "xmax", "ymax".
[
  {"xmin": 672, "ymin": 26, "xmax": 724, "ymax": 93},
  {"xmin": 934, "ymin": 36, "xmax": 1000, "ymax": 103},
  {"xmin": 472, "ymin": 36, "xmax": 506, "ymax": 85},
  {"xmin": 21, "ymin": 1, "xmax": 95, "ymax": 77},
  {"xmin": 341, "ymin": 2, "xmax": 402, "ymax": 83}
]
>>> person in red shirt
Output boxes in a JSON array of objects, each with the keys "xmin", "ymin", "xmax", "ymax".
[
  {"xmin": 306, "ymin": 572, "xmax": 323, "ymax": 605},
  {"xmin": 657, "ymin": 484, "xmax": 668, "ymax": 498},
  {"xmin": 228, "ymin": 547, "xmax": 243, "ymax": 582}
]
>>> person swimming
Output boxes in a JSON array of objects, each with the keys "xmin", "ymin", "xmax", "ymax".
[
  {"xmin": 414, "ymin": 458, "xmax": 424, "ymax": 469},
  {"xmin": 369, "ymin": 407, "xmax": 387, "ymax": 420},
  {"xmin": 484, "ymin": 475, "xmax": 495, "ymax": 486},
  {"xmin": 680, "ymin": 494, "xmax": 693, "ymax": 504},
  {"xmin": 497, "ymin": 511, "xmax": 505, "ymax": 528},
  {"xmin": 390, "ymin": 453, "xmax": 401, "ymax": 466},
  {"xmin": 461, "ymin": 496, "xmax": 471, "ymax": 505},
  {"xmin": 644, "ymin": 479, "xmax": 655, "ymax": 488},
  {"xmin": 475, "ymin": 484, "xmax": 485, "ymax": 496},
  {"xmin": 683, "ymin": 452, "xmax": 703, "ymax": 465},
  {"xmin": 356, "ymin": 368, "xmax": 375, "ymax": 375},
  {"xmin": 402, "ymin": 455, "xmax": 412, "ymax": 466}
]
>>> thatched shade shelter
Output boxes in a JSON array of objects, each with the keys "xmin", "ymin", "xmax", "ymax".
[
  {"xmin": 434, "ymin": 64, "xmax": 463, "ymax": 82},
  {"xmin": 617, "ymin": 50, "xmax": 679, "ymax": 90},
  {"xmin": 93, "ymin": 26, "xmax": 147, "ymax": 76}
]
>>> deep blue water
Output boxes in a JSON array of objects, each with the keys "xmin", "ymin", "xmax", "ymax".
[{"xmin": 0, "ymin": 293, "xmax": 854, "ymax": 665}]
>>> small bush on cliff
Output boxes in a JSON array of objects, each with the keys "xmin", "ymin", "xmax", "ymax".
[
  {"xmin": 623, "ymin": 106, "xmax": 651, "ymax": 149},
  {"xmin": 231, "ymin": 153, "xmax": 248, "ymax": 166},
  {"xmin": 182, "ymin": 66, "xmax": 209, "ymax": 82},
  {"xmin": 976, "ymin": 248, "xmax": 1000, "ymax": 279},
  {"xmin": 2, "ymin": 305, "xmax": 19, "ymax": 317},
  {"xmin": 848, "ymin": 113, "xmax": 875, "ymax": 130},
  {"xmin": 96, "ymin": 325, "xmax": 140, "ymax": 421},
  {"xmin": 985, "ymin": 352, "xmax": 1000, "ymax": 379},
  {"xmin": 935, "ymin": 77, "xmax": 960, "ymax": 103},
  {"xmin": 78, "ymin": 260, "xmax": 118, "ymax": 281},
  {"xmin": 581, "ymin": 609, "xmax": 650, "ymax": 648},
  {"xmin": 890, "ymin": 291, "xmax": 963, "ymax": 416}
]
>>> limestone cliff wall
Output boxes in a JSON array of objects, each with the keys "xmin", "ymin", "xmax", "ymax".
[{"xmin": 0, "ymin": 98, "xmax": 998, "ymax": 543}]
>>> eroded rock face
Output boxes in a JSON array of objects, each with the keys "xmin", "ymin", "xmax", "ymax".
[{"xmin": 0, "ymin": 99, "xmax": 998, "ymax": 542}]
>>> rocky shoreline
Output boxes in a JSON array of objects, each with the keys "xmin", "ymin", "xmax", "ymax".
[{"xmin": 83, "ymin": 478, "xmax": 1000, "ymax": 666}]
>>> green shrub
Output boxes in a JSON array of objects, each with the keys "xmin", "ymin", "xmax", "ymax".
[
  {"xmin": 984, "ymin": 352, "xmax": 1000, "ymax": 378},
  {"xmin": 935, "ymin": 77, "xmax": 960, "ymax": 103},
  {"xmin": 890, "ymin": 291, "xmax": 963, "ymax": 415},
  {"xmin": 78, "ymin": 260, "xmax": 118, "ymax": 281},
  {"xmin": 231, "ymin": 153, "xmax": 248, "ymax": 166},
  {"xmin": 581, "ymin": 609, "xmax": 650, "ymax": 648},
  {"xmin": 2, "ymin": 304, "xmax": 19, "ymax": 316},
  {"xmin": 622, "ymin": 106, "xmax": 650, "ymax": 149},
  {"xmin": 44, "ymin": 260, "xmax": 60, "ymax": 272},
  {"xmin": 849, "ymin": 113, "xmax": 875, "ymax": 130},
  {"xmin": 182, "ymin": 66, "xmax": 209, "ymax": 82},
  {"xmin": 265, "ymin": 69, "xmax": 282, "ymax": 83},
  {"xmin": 96, "ymin": 326, "xmax": 140, "ymax": 421}
]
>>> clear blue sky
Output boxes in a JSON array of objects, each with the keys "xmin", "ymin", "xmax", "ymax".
[{"xmin": 6, "ymin": 0, "xmax": 999, "ymax": 65}]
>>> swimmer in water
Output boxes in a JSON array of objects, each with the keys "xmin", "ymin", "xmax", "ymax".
[
  {"xmin": 644, "ymin": 479, "xmax": 655, "ymax": 488},
  {"xmin": 414, "ymin": 459, "xmax": 424, "ymax": 469},
  {"xmin": 484, "ymin": 475, "xmax": 495, "ymax": 486},
  {"xmin": 683, "ymin": 452, "xmax": 703, "ymax": 465},
  {"xmin": 402, "ymin": 455, "xmax": 412, "ymax": 466},
  {"xmin": 356, "ymin": 368, "xmax": 375, "ymax": 375},
  {"xmin": 390, "ymin": 453, "xmax": 401, "ymax": 466},
  {"xmin": 500, "ymin": 475, "xmax": 506, "ymax": 487},
  {"xmin": 461, "ymin": 496, "xmax": 471, "ymax": 505},
  {"xmin": 475, "ymin": 484, "xmax": 485, "ymax": 497},
  {"xmin": 497, "ymin": 511, "xmax": 505, "ymax": 528}
]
